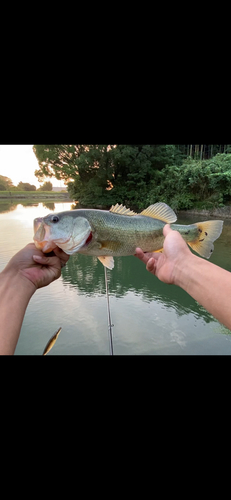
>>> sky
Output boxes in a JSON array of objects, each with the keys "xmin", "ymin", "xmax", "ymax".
[{"xmin": 0, "ymin": 145, "xmax": 65, "ymax": 188}]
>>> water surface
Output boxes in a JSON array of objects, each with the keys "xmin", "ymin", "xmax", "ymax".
[{"xmin": 1, "ymin": 201, "xmax": 231, "ymax": 355}]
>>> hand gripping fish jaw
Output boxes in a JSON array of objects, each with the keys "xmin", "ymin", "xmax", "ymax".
[{"xmin": 33, "ymin": 214, "xmax": 92, "ymax": 254}]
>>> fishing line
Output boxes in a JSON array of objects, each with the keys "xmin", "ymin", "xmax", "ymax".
[{"xmin": 104, "ymin": 266, "xmax": 114, "ymax": 355}]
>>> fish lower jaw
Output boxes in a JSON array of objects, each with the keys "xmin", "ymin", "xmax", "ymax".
[
  {"xmin": 34, "ymin": 236, "xmax": 70, "ymax": 253},
  {"xmin": 34, "ymin": 240, "xmax": 58, "ymax": 253}
]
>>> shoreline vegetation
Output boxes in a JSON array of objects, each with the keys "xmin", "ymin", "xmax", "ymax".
[
  {"xmin": 0, "ymin": 191, "xmax": 71, "ymax": 200},
  {"xmin": 179, "ymin": 206, "xmax": 231, "ymax": 218},
  {"xmin": 1, "ymin": 191, "xmax": 231, "ymax": 219}
]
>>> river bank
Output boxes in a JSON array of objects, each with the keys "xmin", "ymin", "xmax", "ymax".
[
  {"xmin": 0, "ymin": 191, "xmax": 72, "ymax": 200},
  {"xmin": 178, "ymin": 205, "xmax": 231, "ymax": 218},
  {"xmin": 1, "ymin": 192, "xmax": 231, "ymax": 218}
]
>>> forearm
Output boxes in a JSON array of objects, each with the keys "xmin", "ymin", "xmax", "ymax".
[
  {"xmin": 175, "ymin": 255, "xmax": 231, "ymax": 331},
  {"xmin": 0, "ymin": 271, "xmax": 35, "ymax": 354}
]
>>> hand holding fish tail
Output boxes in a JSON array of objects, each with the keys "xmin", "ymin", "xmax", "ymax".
[
  {"xmin": 135, "ymin": 224, "xmax": 192, "ymax": 285},
  {"xmin": 136, "ymin": 223, "xmax": 231, "ymax": 331}
]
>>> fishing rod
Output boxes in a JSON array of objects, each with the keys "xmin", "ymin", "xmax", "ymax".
[{"xmin": 104, "ymin": 266, "xmax": 114, "ymax": 355}]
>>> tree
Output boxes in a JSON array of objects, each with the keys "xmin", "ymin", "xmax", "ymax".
[
  {"xmin": 0, "ymin": 175, "xmax": 14, "ymax": 190},
  {"xmin": 39, "ymin": 181, "xmax": 53, "ymax": 191},
  {"xmin": 17, "ymin": 181, "xmax": 36, "ymax": 191},
  {"xmin": 33, "ymin": 144, "xmax": 187, "ymax": 207},
  {"xmin": 33, "ymin": 144, "xmax": 115, "ymax": 183},
  {"xmin": 33, "ymin": 145, "xmax": 87, "ymax": 182},
  {"xmin": 33, "ymin": 144, "xmax": 116, "ymax": 205}
]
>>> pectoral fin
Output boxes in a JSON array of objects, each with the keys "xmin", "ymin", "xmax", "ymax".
[{"xmin": 98, "ymin": 256, "xmax": 114, "ymax": 269}]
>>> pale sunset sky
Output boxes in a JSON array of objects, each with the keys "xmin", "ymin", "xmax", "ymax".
[{"xmin": 0, "ymin": 145, "xmax": 65, "ymax": 188}]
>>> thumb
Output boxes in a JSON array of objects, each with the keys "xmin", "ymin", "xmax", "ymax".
[{"xmin": 163, "ymin": 223, "xmax": 173, "ymax": 237}]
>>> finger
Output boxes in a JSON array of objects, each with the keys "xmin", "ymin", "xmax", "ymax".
[
  {"xmin": 134, "ymin": 247, "xmax": 144, "ymax": 258},
  {"xmin": 135, "ymin": 247, "xmax": 161, "ymax": 266},
  {"xmin": 134, "ymin": 248, "xmax": 150, "ymax": 265},
  {"xmin": 33, "ymin": 254, "xmax": 61, "ymax": 268},
  {"xmin": 53, "ymin": 246, "xmax": 70, "ymax": 264},
  {"xmin": 146, "ymin": 257, "xmax": 156, "ymax": 273},
  {"xmin": 163, "ymin": 223, "xmax": 173, "ymax": 237},
  {"xmin": 134, "ymin": 248, "xmax": 155, "ymax": 264}
]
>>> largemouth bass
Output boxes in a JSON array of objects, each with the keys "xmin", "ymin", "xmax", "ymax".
[{"xmin": 33, "ymin": 202, "xmax": 223, "ymax": 270}]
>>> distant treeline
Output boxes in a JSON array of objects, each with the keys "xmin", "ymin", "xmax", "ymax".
[
  {"xmin": 33, "ymin": 145, "xmax": 231, "ymax": 210},
  {"xmin": 0, "ymin": 176, "xmax": 54, "ymax": 192}
]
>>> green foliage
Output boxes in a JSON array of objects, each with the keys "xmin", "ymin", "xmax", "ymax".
[
  {"xmin": 33, "ymin": 145, "xmax": 231, "ymax": 210},
  {"xmin": 146, "ymin": 154, "xmax": 231, "ymax": 210},
  {"xmin": 0, "ymin": 191, "xmax": 68, "ymax": 198},
  {"xmin": 17, "ymin": 181, "xmax": 36, "ymax": 191},
  {"xmin": 38, "ymin": 181, "xmax": 53, "ymax": 191},
  {"xmin": 33, "ymin": 144, "xmax": 183, "ymax": 207},
  {"xmin": 33, "ymin": 145, "xmax": 94, "ymax": 182},
  {"xmin": 0, "ymin": 175, "xmax": 13, "ymax": 190}
]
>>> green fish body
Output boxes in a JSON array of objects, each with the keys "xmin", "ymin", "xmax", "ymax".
[{"xmin": 34, "ymin": 202, "xmax": 223, "ymax": 270}]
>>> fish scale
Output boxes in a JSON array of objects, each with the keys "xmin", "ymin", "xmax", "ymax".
[{"xmin": 33, "ymin": 202, "xmax": 224, "ymax": 270}]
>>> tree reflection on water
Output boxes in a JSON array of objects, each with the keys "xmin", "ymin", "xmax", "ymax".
[{"xmin": 61, "ymin": 252, "xmax": 216, "ymax": 324}]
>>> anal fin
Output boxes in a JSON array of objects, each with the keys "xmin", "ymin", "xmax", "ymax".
[{"xmin": 98, "ymin": 256, "xmax": 114, "ymax": 270}]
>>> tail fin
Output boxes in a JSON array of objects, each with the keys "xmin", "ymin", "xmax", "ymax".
[{"xmin": 188, "ymin": 220, "xmax": 223, "ymax": 259}]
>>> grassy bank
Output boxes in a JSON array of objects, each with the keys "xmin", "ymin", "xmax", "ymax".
[{"xmin": 0, "ymin": 191, "xmax": 71, "ymax": 200}]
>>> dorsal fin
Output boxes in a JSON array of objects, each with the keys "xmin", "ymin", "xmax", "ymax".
[
  {"xmin": 109, "ymin": 203, "xmax": 137, "ymax": 216},
  {"xmin": 140, "ymin": 202, "xmax": 177, "ymax": 223}
]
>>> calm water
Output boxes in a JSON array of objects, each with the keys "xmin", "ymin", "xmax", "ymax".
[{"xmin": 1, "ymin": 200, "xmax": 231, "ymax": 355}]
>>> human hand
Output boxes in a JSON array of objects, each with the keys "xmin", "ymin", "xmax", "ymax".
[
  {"xmin": 2, "ymin": 243, "xmax": 69, "ymax": 291},
  {"xmin": 135, "ymin": 224, "xmax": 192, "ymax": 284}
]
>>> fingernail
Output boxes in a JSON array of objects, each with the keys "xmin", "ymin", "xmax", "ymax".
[{"xmin": 33, "ymin": 255, "xmax": 42, "ymax": 260}]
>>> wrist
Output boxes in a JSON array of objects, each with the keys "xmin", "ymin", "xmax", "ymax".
[
  {"xmin": 0, "ymin": 268, "xmax": 36, "ymax": 355},
  {"xmin": 0, "ymin": 268, "xmax": 36, "ymax": 299},
  {"xmin": 173, "ymin": 253, "xmax": 198, "ymax": 289}
]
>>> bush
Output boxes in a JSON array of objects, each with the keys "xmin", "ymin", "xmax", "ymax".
[
  {"xmin": 144, "ymin": 154, "xmax": 231, "ymax": 210},
  {"xmin": 68, "ymin": 152, "xmax": 231, "ymax": 210}
]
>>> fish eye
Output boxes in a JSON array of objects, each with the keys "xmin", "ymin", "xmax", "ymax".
[{"xmin": 51, "ymin": 215, "xmax": 59, "ymax": 223}]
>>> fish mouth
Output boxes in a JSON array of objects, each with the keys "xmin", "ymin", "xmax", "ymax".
[
  {"xmin": 34, "ymin": 217, "xmax": 44, "ymax": 234},
  {"xmin": 33, "ymin": 218, "xmax": 60, "ymax": 253}
]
